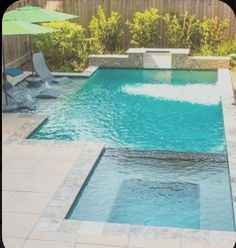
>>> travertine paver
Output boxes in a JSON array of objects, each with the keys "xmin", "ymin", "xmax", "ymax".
[
  {"xmin": 57, "ymin": 219, "xmax": 81, "ymax": 233},
  {"xmin": 44, "ymin": 146, "xmax": 82, "ymax": 160},
  {"xmin": 17, "ymin": 173, "xmax": 65, "ymax": 193},
  {"xmin": 2, "ymin": 157, "xmax": 40, "ymax": 174},
  {"xmin": 79, "ymin": 221, "xmax": 105, "ymax": 235},
  {"xmin": 22, "ymin": 239, "xmax": 75, "ymax": 248},
  {"xmin": 130, "ymin": 237, "xmax": 180, "ymax": 248},
  {"xmin": 77, "ymin": 234, "xmax": 129, "ymax": 247},
  {"xmin": 48, "ymin": 66, "xmax": 99, "ymax": 78},
  {"xmin": 2, "ymin": 190, "xmax": 15, "ymax": 205},
  {"xmin": 75, "ymin": 244, "xmax": 125, "ymax": 248},
  {"xmin": 29, "ymin": 230, "xmax": 79, "ymax": 242},
  {"xmin": 3, "ymin": 191, "xmax": 53, "ymax": 213},
  {"xmin": 5, "ymin": 144, "xmax": 50, "ymax": 159},
  {"xmin": 2, "ymin": 173, "xmax": 29, "ymax": 191},
  {"xmin": 2, "ymin": 212, "xmax": 41, "ymax": 239},
  {"xmin": 31, "ymin": 159, "xmax": 74, "ymax": 176},
  {"xmin": 2, "ymin": 238, "xmax": 25, "ymax": 248}
]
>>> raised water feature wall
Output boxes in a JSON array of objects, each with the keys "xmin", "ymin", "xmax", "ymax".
[{"xmin": 89, "ymin": 48, "xmax": 230, "ymax": 69}]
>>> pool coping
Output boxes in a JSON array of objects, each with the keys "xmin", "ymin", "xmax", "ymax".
[
  {"xmin": 3, "ymin": 68, "xmax": 236, "ymax": 247},
  {"xmin": 3, "ymin": 113, "xmax": 49, "ymax": 144},
  {"xmin": 218, "ymin": 69, "xmax": 236, "ymax": 226},
  {"xmin": 24, "ymin": 66, "xmax": 99, "ymax": 79}
]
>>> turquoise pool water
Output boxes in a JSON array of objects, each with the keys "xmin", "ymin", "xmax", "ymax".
[
  {"xmin": 67, "ymin": 149, "xmax": 235, "ymax": 231},
  {"xmin": 31, "ymin": 69, "xmax": 225, "ymax": 154},
  {"xmin": 30, "ymin": 69, "xmax": 234, "ymax": 231}
]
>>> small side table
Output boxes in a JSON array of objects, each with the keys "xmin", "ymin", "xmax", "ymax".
[{"xmin": 26, "ymin": 76, "xmax": 42, "ymax": 87}]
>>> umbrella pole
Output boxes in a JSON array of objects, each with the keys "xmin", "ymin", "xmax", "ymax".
[
  {"xmin": 2, "ymin": 37, "xmax": 7, "ymax": 81},
  {"xmin": 29, "ymin": 35, "xmax": 34, "ymax": 80},
  {"xmin": 2, "ymin": 37, "xmax": 8, "ymax": 105}
]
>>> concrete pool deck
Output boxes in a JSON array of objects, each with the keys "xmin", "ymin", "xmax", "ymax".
[{"xmin": 2, "ymin": 69, "xmax": 236, "ymax": 248}]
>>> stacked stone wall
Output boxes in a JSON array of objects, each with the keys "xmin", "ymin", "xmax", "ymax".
[{"xmin": 89, "ymin": 50, "xmax": 230, "ymax": 69}]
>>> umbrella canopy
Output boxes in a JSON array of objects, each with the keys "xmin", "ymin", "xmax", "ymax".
[
  {"xmin": 2, "ymin": 20, "xmax": 56, "ymax": 35},
  {"xmin": 3, "ymin": 5, "xmax": 77, "ymax": 23}
]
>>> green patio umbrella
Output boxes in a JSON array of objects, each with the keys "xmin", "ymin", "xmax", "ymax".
[
  {"xmin": 3, "ymin": 5, "xmax": 77, "ymax": 23},
  {"xmin": 2, "ymin": 20, "xmax": 55, "ymax": 75},
  {"xmin": 2, "ymin": 19, "xmax": 56, "ymax": 74},
  {"xmin": 3, "ymin": 5, "xmax": 78, "ymax": 80},
  {"xmin": 2, "ymin": 20, "xmax": 55, "ymax": 36},
  {"xmin": 2, "ymin": 20, "xmax": 55, "ymax": 104}
]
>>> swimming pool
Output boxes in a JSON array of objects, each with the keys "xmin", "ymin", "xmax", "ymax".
[
  {"xmin": 67, "ymin": 149, "xmax": 235, "ymax": 231},
  {"xmin": 31, "ymin": 69, "xmax": 225, "ymax": 154},
  {"xmin": 30, "ymin": 68, "xmax": 234, "ymax": 231}
]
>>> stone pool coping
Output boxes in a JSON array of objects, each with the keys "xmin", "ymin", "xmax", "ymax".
[
  {"xmin": 218, "ymin": 69, "xmax": 236, "ymax": 226},
  {"xmin": 23, "ymin": 66, "xmax": 99, "ymax": 80},
  {"xmin": 2, "ymin": 68, "xmax": 236, "ymax": 248}
]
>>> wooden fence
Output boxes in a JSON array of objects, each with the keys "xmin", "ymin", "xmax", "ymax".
[
  {"xmin": 3, "ymin": 0, "xmax": 48, "ymax": 67},
  {"xmin": 3, "ymin": 0, "xmax": 236, "ymax": 67}
]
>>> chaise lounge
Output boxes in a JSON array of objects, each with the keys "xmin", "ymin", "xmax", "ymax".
[
  {"xmin": 2, "ymin": 80, "xmax": 62, "ymax": 113},
  {"xmin": 2, "ymin": 81, "xmax": 34, "ymax": 113},
  {"xmin": 35, "ymin": 88, "xmax": 61, "ymax": 99},
  {"xmin": 33, "ymin": 52, "xmax": 72, "ymax": 84}
]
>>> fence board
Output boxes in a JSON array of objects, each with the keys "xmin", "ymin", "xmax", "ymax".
[{"xmin": 3, "ymin": 0, "xmax": 236, "ymax": 67}]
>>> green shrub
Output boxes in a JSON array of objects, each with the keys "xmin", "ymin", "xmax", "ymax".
[
  {"xmin": 162, "ymin": 12, "xmax": 200, "ymax": 49},
  {"xmin": 34, "ymin": 21, "xmax": 87, "ymax": 72},
  {"xmin": 215, "ymin": 39, "xmax": 236, "ymax": 56},
  {"xmin": 215, "ymin": 39, "xmax": 236, "ymax": 67},
  {"xmin": 197, "ymin": 16, "xmax": 229, "ymax": 55},
  {"xmin": 126, "ymin": 8, "xmax": 160, "ymax": 47},
  {"xmin": 89, "ymin": 6, "xmax": 123, "ymax": 53},
  {"xmin": 231, "ymin": 58, "xmax": 236, "ymax": 68},
  {"xmin": 83, "ymin": 38, "xmax": 103, "ymax": 55}
]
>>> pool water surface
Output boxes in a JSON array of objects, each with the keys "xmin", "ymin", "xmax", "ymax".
[{"xmin": 31, "ymin": 69, "xmax": 224, "ymax": 154}]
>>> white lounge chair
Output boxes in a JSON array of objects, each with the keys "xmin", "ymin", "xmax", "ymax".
[{"xmin": 33, "ymin": 52, "xmax": 72, "ymax": 84}]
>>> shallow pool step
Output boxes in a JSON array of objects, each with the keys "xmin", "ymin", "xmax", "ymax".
[{"xmin": 104, "ymin": 148, "xmax": 227, "ymax": 163}]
